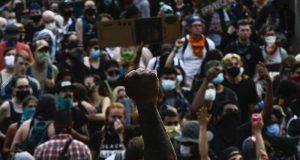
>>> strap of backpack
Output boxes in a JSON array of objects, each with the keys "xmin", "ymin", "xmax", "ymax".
[
  {"xmin": 181, "ymin": 36, "xmax": 189, "ymax": 56},
  {"xmin": 205, "ymin": 38, "xmax": 209, "ymax": 51},
  {"xmin": 59, "ymin": 138, "xmax": 73, "ymax": 160}
]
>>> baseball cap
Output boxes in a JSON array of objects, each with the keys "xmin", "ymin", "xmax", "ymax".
[
  {"xmin": 175, "ymin": 120, "xmax": 213, "ymax": 144},
  {"xmin": 186, "ymin": 15, "xmax": 205, "ymax": 26},
  {"xmin": 204, "ymin": 60, "xmax": 223, "ymax": 76},
  {"xmin": 5, "ymin": 24, "xmax": 19, "ymax": 39},
  {"xmin": 242, "ymin": 136, "xmax": 256, "ymax": 160},
  {"xmin": 35, "ymin": 39, "xmax": 50, "ymax": 51},
  {"xmin": 55, "ymin": 80, "xmax": 74, "ymax": 93}
]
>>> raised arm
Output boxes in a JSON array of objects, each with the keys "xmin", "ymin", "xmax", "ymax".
[
  {"xmin": 257, "ymin": 62, "xmax": 273, "ymax": 123},
  {"xmin": 252, "ymin": 113, "xmax": 269, "ymax": 160},
  {"xmin": 197, "ymin": 107, "xmax": 211, "ymax": 160},
  {"xmin": 191, "ymin": 67, "xmax": 220, "ymax": 112},
  {"xmin": 125, "ymin": 68, "xmax": 177, "ymax": 160},
  {"xmin": 165, "ymin": 38, "xmax": 184, "ymax": 67}
]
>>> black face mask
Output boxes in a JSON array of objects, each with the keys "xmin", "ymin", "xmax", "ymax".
[
  {"xmin": 84, "ymin": 8, "xmax": 96, "ymax": 16},
  {"xmin": 16, "ymin": 90, "xmax": 30, "ymax": 100},
  {"xmin": 227, "ymin": 66, "xmax": 240, "ymax": 77},
  {"xmin": 30, "ymin": 15, "xmax": 42, "ymax": 23}
]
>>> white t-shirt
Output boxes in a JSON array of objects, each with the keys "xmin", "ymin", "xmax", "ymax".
[
  {"xmin": 177, "ymin": 35, "xmax": 215, "ymax": 89},
  {"xmin": 261, "ymin": 46, "xmax": 288, "ymax": 65}
]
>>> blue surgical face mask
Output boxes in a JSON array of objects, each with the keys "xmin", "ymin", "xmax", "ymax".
[
  {"xmin": 161, "ymin": 80, "xmax": 176, "ymax": 91},
  {"xmin": 212, "ymin": 73, "xmax": 224, "ymax": 84},
  {"xmin": 265, "ymin": 123, "xmax": 280, "ymax": 137},
  {"xmin": 90, "ymin": 48, "xmax": 101, "ymax": 58},
  {"xmin": 21, "ymin": 107, "xmax": 36, "ymax": 121},
  {"xmin": 7, "ymin": 19, "xmax": 17, "ymax": 25},
  {"xmin": 176, "ymin": 75, "xmax": 183, "ymax": 84}
]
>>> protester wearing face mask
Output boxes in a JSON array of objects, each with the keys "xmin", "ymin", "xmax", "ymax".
[
  {"xmin": 222, "ymin": 53, "xmax": 259, "ymax": 123},
  {"xmin": 85, "ymin": 75, "xmax": 111, "ymax": 134},
  {"xmin": 104, "ymin": 60, "xmax": 125, "ymax": 89},
  {"xmin": 0, "ymin": 76, "xmax": 33, "ymax": 143},
  {"xmin": 24, "ymin": 3, "xmax": 44, "ymax": 46},
  {"xmin": 191, "ymin": 60, "xmax": 238, "ymax": 117},
  {"xmin": 112, "ymin": 86, "xmax": 138, "ymax": 125},
  {"xmin": 83, "ymin": 38, "xmax": 109, "ymax": 80},
  {"xmin": 1, "ymin": 51, "xmax": 40, "ymax": 101},
  {"xmin": 260, "ymin": 25, "xmax": 288, "ymax": 65},
  {"xmin": 58, "ymin": 2, "xmax": 76, "ymax": 33},
  {"xmin": 2, "ymin": 95, "xmax": 37, "ymax": 159},
  {"xmin": 0, "ymin": 24, "xmax": 35, "ymax": 71},
  {"xmin": 27, "ymin": 40, "xmax": 58, "ymax": 94},
  {"xmin": 175, "ymin": 120, "xmax": 214, "ymax": 160},
  {"xmin": 158, "ymin": 67, "xmax": 190, "ymax": 118},
  {"xmin": 118, "ymin": 45, "xmax": 153, "ymax": 73},
  {"xmin": 160, "ymin": 108, "xmax": 181, "ymax": 144},
  {"xmin": 209, "ymin": 101, "xmax": 242, "ymax": 156},
  {"xmin": 1, "ymin": 48, "xmax": 16, "ymax": 83},
  {"xmin": 75, "ymin": 0, "xmax": 97, "ymax": 49},
  {"xmin": 90, "ymin": 103, "xmax": 127, "ymax": 159},
  {"xmin": 57, "ymin": 50, "xmax": 91, "ymax": 83}
]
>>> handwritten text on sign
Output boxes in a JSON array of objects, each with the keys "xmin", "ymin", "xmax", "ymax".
[{"xmin": 200, "ymin": 0, "xmax": 228, "ymax": 16}]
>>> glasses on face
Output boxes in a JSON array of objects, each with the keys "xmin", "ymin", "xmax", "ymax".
[{"xmin": 16, "ymin": 85, "xmax": 30, "ymax": 90}]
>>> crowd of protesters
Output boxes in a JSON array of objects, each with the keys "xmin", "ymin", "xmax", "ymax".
[{"xmin": 0, "ymin": 0, "xmax": 299, "ymax": 159}]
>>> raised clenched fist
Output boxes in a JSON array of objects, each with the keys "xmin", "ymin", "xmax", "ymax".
[{"xmin": 125, "ymin": 68, "xmax": 159, "ymax": 104}]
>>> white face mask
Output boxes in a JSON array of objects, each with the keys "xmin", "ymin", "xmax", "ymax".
[
  {"xmin": 265, "ymin": 36, "xmax": 276, "ymax": 45},
  {"xmin": 106, "ymin": 74, "xmax": 119, "ymax": 82},
  {"xmin": 4, "ymin": 55, "xmax": 15, "ymax": 68},
  {"xmin": 204, "ymin": 88, "xmax": 216, "ymax": 101},
  {"xmin": 180, "ymin": 145, "xmax": 192, "ymax": 158},
  {"xmin": 176, "ymin": 75, "xmax": 183, "ymax": 84},
  {"xmin": 45, "ymin": 22, "xmax": 56, "ymax": 31}
]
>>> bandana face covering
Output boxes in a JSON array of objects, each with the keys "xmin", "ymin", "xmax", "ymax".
[{"xmin": 189, "ymin": 35, "xmax": 206, "ymax": 58}]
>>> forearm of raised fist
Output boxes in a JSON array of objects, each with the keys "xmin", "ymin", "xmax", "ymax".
[{"xmin": 136, "ymin": 103, "xmax": 177, "ymax": 160}]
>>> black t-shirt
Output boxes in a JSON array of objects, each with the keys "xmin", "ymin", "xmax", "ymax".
[
  {"xmin": 224, "ymin": 40, "xmax": 264, "ymax": 78},
  {"xmin": 209, "ymin": 121, "xmax": 252, "ymax": 157},
  {"xmin": 223, "ymin": 78, "xmax": 259, "ymax": 123},
  {"xmin": 212, "ymin": 86, "xmax": 238, "ymax": 116},
  {"xmin": 90, "ymin": 125, "xmax": 141, "ymax": 159}
]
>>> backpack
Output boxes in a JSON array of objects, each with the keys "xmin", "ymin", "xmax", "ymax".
[
  {"xmin": 14, "ymin": 118, "xmax": 52, "ymax": 154},
  {"xmin": 181, "ymin": 35, "xmax": 210, "ymax": 59}
]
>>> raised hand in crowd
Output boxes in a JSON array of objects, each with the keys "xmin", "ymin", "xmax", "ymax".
[
  {"xmin": 125, "ymin": 68, "xmax": 177, "ymax": 160},
  {"xmin": 191, "ymin": 66, "xmax": 221, "ymax": 112},
  {"xmin": 251, "ymin": 113, "xmax": 269, "ymax": 160},
  {"xmin": 197, "ymin": 107, "xmax": 212, "ymax": 160}
]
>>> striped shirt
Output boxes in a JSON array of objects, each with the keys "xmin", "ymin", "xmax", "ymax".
[{"xmin": 34, "ymin": 134, "xmax": 92, "ymax": 160}]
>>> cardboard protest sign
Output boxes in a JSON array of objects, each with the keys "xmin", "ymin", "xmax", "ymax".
[
  {"xmin": 198, "ymin": 0, "xmax": 228, "ymax": 16},
  {"xmin": 97, "ymin": 16, "xmax": 180, "ymax": 47}
]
